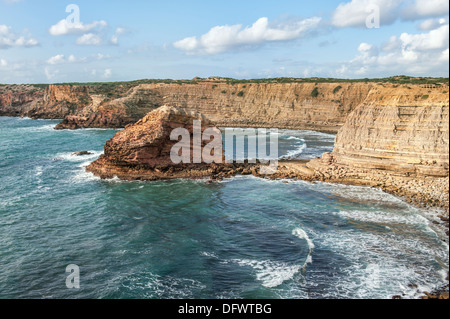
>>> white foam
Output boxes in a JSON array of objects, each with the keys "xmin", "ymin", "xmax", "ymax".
[
  {"xmin": 280, "ymin": 141, "xmax": 307, "ymax": 159},
  {"xmin": 292, "ymin": 228, "xmax": 315, "ymax": 271},
  {"xmin": 200, "ymin": 251, "xmax": 219, "ymax": 259},
  {"xmin": 55, "ymin": 150, "xmax": 104, "ymax": 162},
  {"xmin": 35, "ymin": 166, "xmax": 43, "ymax": 177},
  {"xmin": 292, "ymin": 228, "xmax": 315, "ymax": 250},
  {"xmin": 279, "ymin": 129, "xmax": 336, "ymax": 140},
  {"xmin": 334, "ymin": 210, "xmax": 428, "ymax": 226},
  {"xmin": 231, "ymin": 259, "xmax": 301, "ymax": 288},
  {"xmin": 16, "ymin": 124, "xmax": 57, "ymax": 132},
  {"xmin": 308, "ymin": 219, "xmax": 449, "ymax": 299}
]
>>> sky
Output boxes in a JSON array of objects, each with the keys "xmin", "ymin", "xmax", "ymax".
[{"xmin": 0, "ymin": 0, "xmax": 449, "ymax": 83}]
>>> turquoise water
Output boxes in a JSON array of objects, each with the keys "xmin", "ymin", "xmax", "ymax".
[{"xmin": 0, "ymin": 116, "xmax": 448, "ymax": 299}]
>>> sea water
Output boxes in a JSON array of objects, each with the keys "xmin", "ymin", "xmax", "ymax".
[{"xmin": 0, "ymin": 116, "xmax": 448, "ymax": 299}]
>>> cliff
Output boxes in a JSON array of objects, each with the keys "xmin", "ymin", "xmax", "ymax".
[
  {"xmin": 2, "ymin": 81, "xmax": 373, "ymax": 132},
  {"xmin": 0, "ymin": 85, "xmax": 44, "ymax": 116},
  {"xmin": 2, "ymin": 81, "xmax": 448, "ymax": 136},
  {"xmin": 332, "ymin": 86, "xmax": 449, "ymax": 177},
  {"xmin": 269, "ymin": 85, "xmax": 450, "ymax": 212}
]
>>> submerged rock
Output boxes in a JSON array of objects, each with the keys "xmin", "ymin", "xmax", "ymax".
[{"xmin": 71, "ymin": 151, "xmax": 93, "ymax": 156}]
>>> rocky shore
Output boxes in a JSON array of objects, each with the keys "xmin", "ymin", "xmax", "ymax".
[{"xmin": 4, "ymin": 78, "xmax": 447, "ymax": 299}]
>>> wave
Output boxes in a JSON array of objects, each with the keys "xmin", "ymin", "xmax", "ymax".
[
  {"xmin": 54, "ymin": 150, "xmax": 104, "ymax": 162},
  {"xmin": 334, "ymin": 210, "xmax": 429, "ymax": 226},
  {"xmin": 231, "ymin": 258, "xmax": 301, "ymax": 288},
  {"xmin": 292, "ymin": 228, "xmax": 315, "ymax": 271},
  {"xmin": 15, "ymin": 124, "xmax": 57, "ymax": 133},
  {"xmin": 279, "ymin": 129, "xmax": 336, "ymax": 140},
  {"xmin": 280, "ymin": 141, "xmax": 307, "ymax": 159}
]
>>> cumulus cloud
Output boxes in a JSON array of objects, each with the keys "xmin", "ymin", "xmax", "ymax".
[
  {"xmin": 402, "ymin": 0, "xmax": 449, "ymax": 20},
  {"xmin": 48, "ymin": 19, "xmax": 107, "ymax": 36},
  {"xmin": 46, "ymin": 54, "xmax": 88, "ymax": 65},
  {"xmin": 110, "ymin": 27, "xmax": 126, "ymax": 45},
  {"xmin": 103, "ymin": 69, "xmax": 112, "ymax": 78},
  {"xmin": 331, "ymin": 0, "xmax": 403, "ymax": 28},
  {"xmin": 337, "ymin": 22, "xmax": 449, "ymax": 76},
  {"xmin": 173, "ymin": 16, "xmax": 322, "ymax": 55},
  {"xmin": 76, "ymin": 33, "xmax": 102, "ymax": 46},
  {"xmin": 0, "ymin": 25, "xmax": 39, "ymax": 49},
  {"xmin": 0, "ymin": 58, "xmax": 7, "ymax": 67},
  {"xmin": 331, "ymin": 0, "xmax": 449, "ymax": 28},
  {"xmin": 44, "ymin": 66, "xmax": 60, "ymax": 80},
  {"xmin": 419, "ymin": 18, "xmax": 446, "ymax": 31}
]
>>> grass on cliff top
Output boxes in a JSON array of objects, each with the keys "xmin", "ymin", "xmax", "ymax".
[{"xmin": 3, "ymin": 75, "xmax": 449, "ymax": 89}]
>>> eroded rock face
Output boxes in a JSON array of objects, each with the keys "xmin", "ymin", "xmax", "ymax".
[
  {"xmin": 333, "ymin": 86, "xmax": 449, "ymax": 177},
  {"xmin": 86, "ymin": 105, "xmax": 255, "ymax": 180},
  {"xmin": 2, "ymin": 82, "xmax": 375, "ymax": 132},
  {"xmin": 0, "ymin": 85, "xmax": 44, "ymax": 116}
]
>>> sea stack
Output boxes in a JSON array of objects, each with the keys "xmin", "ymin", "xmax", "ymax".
[{"xmin": 86, "ymin": 105, "xmax": 255, "ymax": 180}]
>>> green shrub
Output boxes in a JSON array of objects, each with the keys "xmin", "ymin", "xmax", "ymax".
[
  {"xmin": 421, "ymin": 95, "xmax": 429, "ymax": 100},
  {"xmin": 311, "ymin": 87, "xmax": 319, "ymax": 98},
  {"xmin": 237, "ymin": 91, "xmax": 244, "ymax": 97},
  {"xmin": 333, "ymin": 85, "xmax": 342, "ymax": 94},
  {"xmin": 221, "ymin": 90, "xmax": 227, "ymax": 94}
]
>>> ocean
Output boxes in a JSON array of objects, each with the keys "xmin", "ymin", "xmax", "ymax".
[{"xmin": 0, "ymin": 116, "xmax": 448, "ymax": 299}]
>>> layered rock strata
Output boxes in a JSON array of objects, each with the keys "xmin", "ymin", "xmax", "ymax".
[
  {"xmin": 2, "ymin": 82, "xmax": 374, "ymax": 132},
  {"xmin": 332, "ymin": 86, "xmax": 449, "ymax": 177}
]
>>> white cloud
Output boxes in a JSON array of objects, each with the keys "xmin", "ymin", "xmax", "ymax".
[
  {"xmin": 402, "ymin": 0, "xmax": 449, "ymax": 20},
  {"xmin": 337, "ymin": 23, "xmax": 449, "ymax": 76},
  {"xmin": 0, "ymin": 58, "xmax": 7, "ymax": 67},
  {"xmin": 399, "ymin": 24, "xmax": 449, "ymax": 51},
  {"xmin": 331, "ymin": 0, "xmax": 403, "ymax": 28},
  {"xmin": 94, "ymin": 53, "xmax": 111, "ymax": 60},
  {"xmin": 44, "ymin": 67, "xmax": 60, "ymax": 80},
  {"xmin": 103, "ymin": 69, "xmax": 112, "ymax": 78},
  {"xmin": 48, "ymin": 19, "xmax": 107, "ymax": 36},
  {"xmin": 47, "ymin": 54, "xmax": 66, "ymax": 65},
  {"xmin": 419, "ymin": 18, "xmax": 448, "ymax": 30},
  {"xmin": 173, "ymin": 16, "xmax": 322, "ymax": 55},
  {"xmin": 331, "ymin": 0, "xmax": 449, "ymax": 28},
  {"xmin": 46, "ymin": 54, "xmax": 88, "ymax": 65},
  {"xmin": 0, "ymin": 25, "xmax": 39, "ymax": 49},
  {"xmin": 110, "ymin": 27, "xmax": 126, "ymax": 45},
  {"xmin": 76, "ymin": 33, "xmax": 102, "ymax": 46}
]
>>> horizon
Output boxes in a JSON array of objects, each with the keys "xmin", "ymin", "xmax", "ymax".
[
  {"xmin": 1, "ymin": 0, "xmax": 449, "ymax": 84},
  {"xmin": 1, "ymin": 74, "xmax": 449, "ymax": 86}
]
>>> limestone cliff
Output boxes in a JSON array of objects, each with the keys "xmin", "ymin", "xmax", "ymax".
[
  {"xmin": 2, "ymin": 82, "xmax": 373, "ymax": 132},
  {"xmin": 332, "ymin": 86, "xmax": 449, "ymax": 177}
]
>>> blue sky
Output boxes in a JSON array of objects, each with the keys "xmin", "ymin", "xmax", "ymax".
[{"xmin": 0, "ymin": 0, "xmax": 448, "ymax": 83}]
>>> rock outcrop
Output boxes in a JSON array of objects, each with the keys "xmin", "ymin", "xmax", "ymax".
[
  {"xmin": 0, "ymin": 85, "xmax": 44, "ymax": 116},
  {"xmin": 86, "ymin": 105, "xmax": 257, "ymax": 181}
]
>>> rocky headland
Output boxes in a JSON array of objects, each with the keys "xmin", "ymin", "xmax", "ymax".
[{"xmin": 86, "ymin": 105, "xmax": 259, "ymax": 181}]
